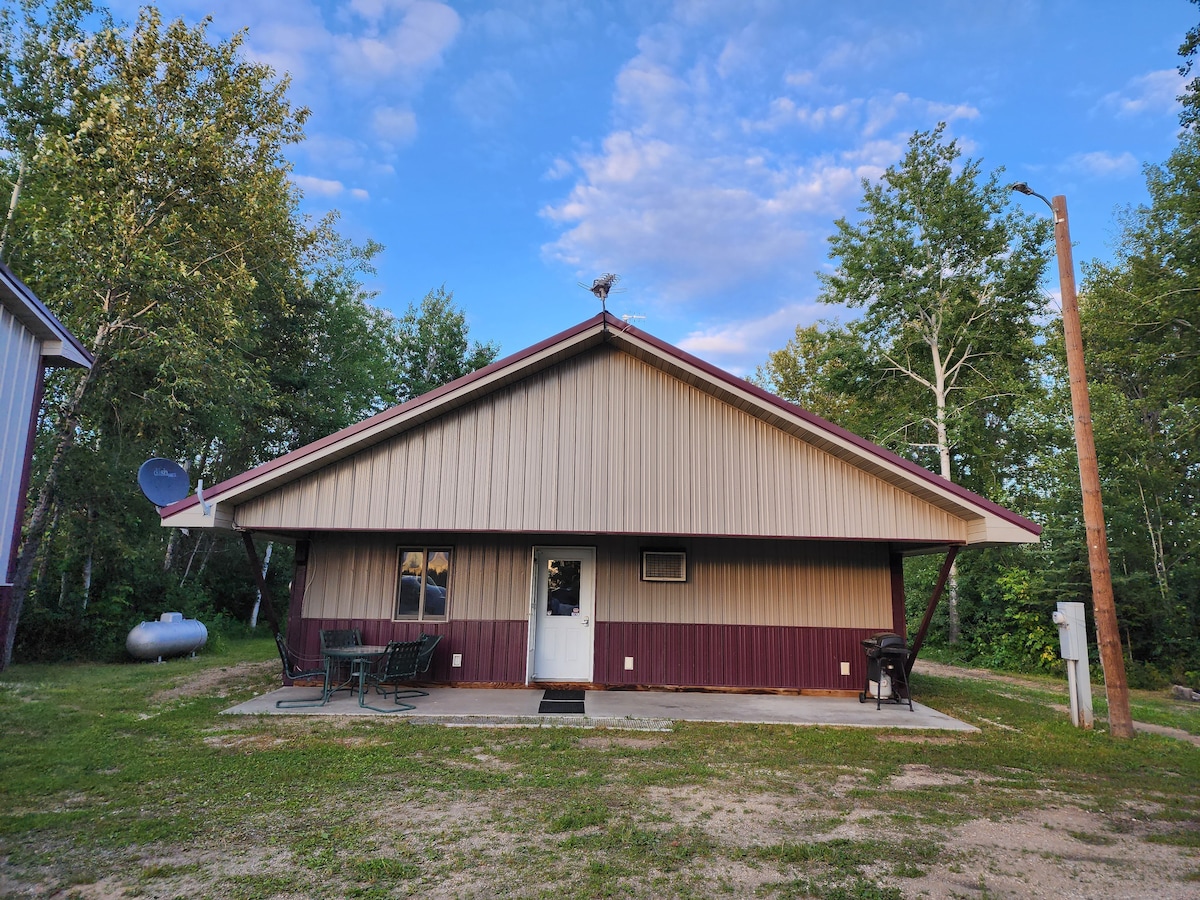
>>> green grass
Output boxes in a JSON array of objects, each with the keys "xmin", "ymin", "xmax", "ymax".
[{"xmin": 1, "ymin": 636, "xmax": 1199, "ymax": 898}]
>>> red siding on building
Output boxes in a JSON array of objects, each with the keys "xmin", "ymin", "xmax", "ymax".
[
  {"xmin": 294, "ymin": 617, "xmax": 880, "ymax": 691},
  {"xmin": 296, "ymin": 617, "xmax": 528, "ymax": 684},
  {"xmin": 595, "ymin": 622, "xmax": 876, "ymax": 691}
]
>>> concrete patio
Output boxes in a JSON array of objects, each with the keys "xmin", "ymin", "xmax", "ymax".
[{"xmin": 224, "ymin": 684, "xmax": 978, "ymax": 732}]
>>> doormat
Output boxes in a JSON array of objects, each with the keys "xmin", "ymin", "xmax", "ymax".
[{"xmin": 539, "ymin": 689, "xmax": 585, "ymax": 714}]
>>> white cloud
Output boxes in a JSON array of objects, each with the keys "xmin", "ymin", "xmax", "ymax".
[
  {"xmin": 1065, "ymin": 150, "xmax": 1139, "ymax": 179},
  {"xmin": 371, "ymin": 106, "xmax": 419, "ymax": 144},
  {"xmin": 746, "ymin": 92, "xmax": 977, "ymax": 138},
  {"xmin": 540, "ymin": 132, "xmax": 879, "ymax": 299},
  {"xmin": 333, "ymin": 0, "xmax": 461, "ymax": 81},
  {"xmin": 293, "ymin": 174, "xmax": 347, "ymax": 197},
  {"xmin": 1101, "ymin": 68, "xmax": 1185, "ymax": 117},
  {"xmin": 677, "ymin": 302, "xmax": 828, "ymax": 375},
  {"xmin": 542, "ymin": 158, "xmax": 574, "ymax": 181},
  {"xmin": 292, "ymin": 173, "xmax": 370, "ymax": 201}
]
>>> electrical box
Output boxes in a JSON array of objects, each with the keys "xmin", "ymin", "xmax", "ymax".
[{"xmin": 1053, "ymin": 601, "xmax": 1088, "ymax": 661}]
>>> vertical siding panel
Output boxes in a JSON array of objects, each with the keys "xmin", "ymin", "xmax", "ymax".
[
  {"xmin": 233, "ymin": 348, "xmax": 972, "ymax": 542},
  {"xmin": 0, "ymin": 309, "xmax": 39, "ymax": 586}
]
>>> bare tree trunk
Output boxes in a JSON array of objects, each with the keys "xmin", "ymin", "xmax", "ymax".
[
  {"xmin": 249, "ymin": 542, "xmax": 272, "ymax": 628},
  {"xmin": 163, "ymin": 528, "xmax": 179, "ymax": 573},
  {"xmin": 181, "ymin": 533, "xmax": 204, "ymax": 584},
  {"xmin": 0, "ymin": 326, "xmax": 107, "ymax": 671},
  {"xmin": 933, "ymin": 366, "xmax": 960, "ymax": 645},
  {"xmin": 0, "ymin": 158, "xmax": 26, "ymax": 263}
]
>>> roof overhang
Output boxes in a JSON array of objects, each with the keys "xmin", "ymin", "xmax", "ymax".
[{"xmin": 0, "ymin": 262, "xmax": 92, "ymax": 368}]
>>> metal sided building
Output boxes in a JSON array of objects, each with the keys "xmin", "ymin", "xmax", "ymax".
[
  {"xmin": 0, "ymin": 263, "xmax": 93, "ymax": 638},
  {"xmin": 159, "ymin": 312, "xmax": 1040, "ymax": 692}
]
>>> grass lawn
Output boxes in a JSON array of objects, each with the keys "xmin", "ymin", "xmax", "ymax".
[{"xmin": 1, "ymin": 636, "xmax": 1198, "ymax": 899}]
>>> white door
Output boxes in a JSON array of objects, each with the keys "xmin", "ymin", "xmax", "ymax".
[{"xmin": 531, "ymin": 547, "xmax": 595, "ymax": 682}]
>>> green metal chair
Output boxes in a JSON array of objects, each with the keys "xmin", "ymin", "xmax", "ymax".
[
  {"xmin": 366, "ymin": 639, "xmax": 424, "ymax": 709},
  {"xmin": 320, "ymin": 628, "xmax": 362, "ymax": 688},
  {"xmin": 274, "ymin": 633, "xmax": 330, "ymax": 708}
]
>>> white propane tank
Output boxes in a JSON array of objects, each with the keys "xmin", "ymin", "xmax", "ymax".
[{"xmin": 125, "ymin": 612, "xmax": 208, "ymax": 661}]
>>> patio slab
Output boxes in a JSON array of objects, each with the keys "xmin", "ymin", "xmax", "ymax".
[{"xmin": 223, "ymin": 685, "xmax": 978, "ymax": 732}]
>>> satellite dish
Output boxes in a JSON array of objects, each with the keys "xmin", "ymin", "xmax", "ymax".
[{"xmin": 137, "ymin": 458, "xmax": 190, "ymax": 507}]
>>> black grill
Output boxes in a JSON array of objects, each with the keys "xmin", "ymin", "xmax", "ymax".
[{"xmin": 858, "ymin": 632, "xmax": 913, "ymax": 711}]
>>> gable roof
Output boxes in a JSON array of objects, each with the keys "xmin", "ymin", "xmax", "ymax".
[
  {"xmin": 159, "ymin": 312, "xmax": 1040, "ymax": 546},
  {"xmin": 0, "ymin": 262, "xmax": 92, "ymax": 368}
]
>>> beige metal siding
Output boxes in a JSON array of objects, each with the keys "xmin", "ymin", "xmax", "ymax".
[
  {"xmin": 0, "ymin": 306, "xmax": 41, "ymax": 584},
  {"xmin": 596, "ymin": 537, "xmax": 891, "ymax": 629},
  {"xmin": 303, "ymin": 533, "xmax": 531, "ymax": 621},
  {"xmin": 302, "ymin": 533, "xmax": 889, "ymax": 630},
  {"xmin": 238, "ymin": 347, "xmax": 968, "ymax": 542}
]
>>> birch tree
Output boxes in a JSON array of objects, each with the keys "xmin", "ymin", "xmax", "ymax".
[
  {"xmin": 818, "ymin": 125, "xmax": 1051, "ymax": 642},
  {"xmin": 0, "ymin": 6, "xmax": 314, "ymax": 669}
]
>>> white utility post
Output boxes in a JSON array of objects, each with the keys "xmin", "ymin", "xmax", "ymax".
[{"xmin": 1052, "ymin": 601, "xmax": 1094, "ymax": 729}]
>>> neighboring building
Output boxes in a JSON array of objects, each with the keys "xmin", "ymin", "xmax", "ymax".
[
  {"xmin": 160, "ymin": 312, "xmax": 1039, "ymax": 691},
  {"xmin": 0, "ymin": 264, "xmax": 93, "ymax": 633}
]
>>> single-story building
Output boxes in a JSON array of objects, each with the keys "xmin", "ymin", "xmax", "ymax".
[
  {"xmin": 159, "ymin": 312, "xmax": 1040, "ymax": 691},
  {"xmin": 0, "ymin": 263, "xmax": 93, "ymax": 642}
]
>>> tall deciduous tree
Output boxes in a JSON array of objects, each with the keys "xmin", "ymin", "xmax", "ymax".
[
  {"xmin": 1079, "ymin": 134, "xmax": 1200, "ymax": 670},
  {"xmin": 386, "ymin": 287, "xmax": 499, "ymax": 402},
  {"xmin": 817, "ymin": 124, "xmax": 1051, "ymax": 642},
  {"xmin": 0, "ymin": 5, "xmax": 316, "ymax": 669}
]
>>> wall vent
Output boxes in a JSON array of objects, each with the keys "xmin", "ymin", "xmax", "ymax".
[{"xmin": 642, "ymin": 550, "xmax": 686, "ymax": 582}]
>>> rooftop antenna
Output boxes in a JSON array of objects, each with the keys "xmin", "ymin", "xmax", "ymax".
[
  {"xmin": 580, "ymin": 273, "xmax": 620, "ymax": 312},
  {"xmin": 620, "ymin": 313, "xmax": 645, "ymax": 331}
]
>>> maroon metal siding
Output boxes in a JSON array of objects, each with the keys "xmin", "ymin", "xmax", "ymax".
[
  {"xmin": 290, "ymin": 618, "xmax": 886, "ymax": 690},
  {"xmin": 296, "ymin": 617, "xmax": 528, "ymax": 684},
  {"xmin": 596, "ymin": 622, "xmax": 879, "ymax": 691}
]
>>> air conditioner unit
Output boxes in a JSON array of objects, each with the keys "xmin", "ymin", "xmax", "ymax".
[{"xmin": 642, "ymin": 550, "xmax": 686, "ymax": 582}]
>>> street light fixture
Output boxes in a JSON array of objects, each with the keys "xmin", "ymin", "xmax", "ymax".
[{"xmin": 1011, "ymin": 182, "xmax": 1134, "ymax": 738}]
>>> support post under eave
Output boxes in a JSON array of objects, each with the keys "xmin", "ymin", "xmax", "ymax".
[
  {"xmin": 241, "ymin": 531, "xmax": 281, "ymax": 635},
  {"xmin": 905, "ymin": 545, "xmax": 960, "ymax": 675}
]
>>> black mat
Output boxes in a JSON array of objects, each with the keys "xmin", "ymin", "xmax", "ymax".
[{"xmin": 539, "ymin": 689, "xmax": 585, "ymax": 714}]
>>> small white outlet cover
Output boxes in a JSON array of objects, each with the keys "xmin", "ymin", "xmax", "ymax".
[
  {"xmin": 624, "ymin": 656, "xmax": 634, "ymax": 670},
  {"xmin": 840, "ymin": 661, "xmax": 851, "ymax": 676},
  {"xmin": 451, "ymin": 653, "xmax": 463, "ymax": 668}
]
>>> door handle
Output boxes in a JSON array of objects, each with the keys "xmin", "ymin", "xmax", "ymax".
[{"xmin": 582, "ymin": 616, "xmax": 590, "ymax": 626}]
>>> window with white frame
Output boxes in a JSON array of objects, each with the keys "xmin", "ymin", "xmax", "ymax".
[{"xmin": 395, "ymin": 547, "xmax": 451, "ymax": 621}]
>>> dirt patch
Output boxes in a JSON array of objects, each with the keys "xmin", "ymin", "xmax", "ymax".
[
  {"xmin": 151, "ymin": 660, "xmax": 276, "ymax": 703},
  {"xmin": 905, "ymin": 804, "xmax": 1199, "ymax": 899}
]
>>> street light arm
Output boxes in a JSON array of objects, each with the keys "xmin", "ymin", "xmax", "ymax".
[{"xmin": 1009, "ymin": 181, "xmax": 1053, "ymax": 213}]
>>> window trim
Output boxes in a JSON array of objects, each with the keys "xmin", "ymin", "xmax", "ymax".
[{"xmin": 394, "ymin": 546, "xmax": 453, "ymax": 622}]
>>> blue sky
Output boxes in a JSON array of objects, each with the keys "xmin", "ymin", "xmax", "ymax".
[{"xmin": 114, "ymin": 1, "xmax": 1195, "ymax": 375}]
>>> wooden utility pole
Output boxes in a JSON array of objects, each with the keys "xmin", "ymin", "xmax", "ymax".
[
  {"xmin": 1013, "ymin": 182, "xmax": 1133, "ymax": 738},
  {"xmin": 1049, "ymin": 193, "xmax": 1133, "ymax": 738}
]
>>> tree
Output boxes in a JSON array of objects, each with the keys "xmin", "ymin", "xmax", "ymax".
[
  {"xmin": 752, "ymin": 322, "xmax": 865, "ymax": 428},
  {"xmin": 1177, "ymin": 0, "xmax": 1200, "ymax": 132},
  {"xmin": 0, "ymin": 5, "xmax": 315, "ymax": 669},
  {"xmin": 1077, "ymin": 134, "xmax": 1200, "ymax": 677},
  {"xmin": 817, "ymin": 124, "xmax": 1052, "ymax": 642},
  {"xmin": 385, "ymin": 287, "xmax": 499, "ymax": 402}
]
